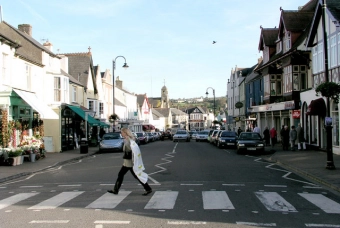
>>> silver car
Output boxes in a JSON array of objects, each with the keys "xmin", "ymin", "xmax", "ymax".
[
  {"xmin": 196, "ymin": 130, "xmax": 210, "ymax": 142},
  {"xmin": 173, "ymin": 130, "xmax": 190, "ymax": 142},
  {"xmin": 99, "ymin": 132, "xmax": 124, "ymax": 152}
]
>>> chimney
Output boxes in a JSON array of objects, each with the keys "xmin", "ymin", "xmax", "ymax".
[
  {"xmin": 258, "ymin": 56, "xmax": 263, "ymax": 64},
  {"xmin": 116, "ymin": 76, "xmax": 123, "ymax": 89},
  {"xmin": 43, "ymin": 41, "xmax": 53, "ymax": 51},
  {"xmin": 18, "ymin": 24, "xmax": 32, "ymax": 36}
]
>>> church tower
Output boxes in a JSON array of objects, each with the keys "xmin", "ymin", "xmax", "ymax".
[{"xmin": 161, "ymin": 84, "xmax": 169, "ymax": 108}]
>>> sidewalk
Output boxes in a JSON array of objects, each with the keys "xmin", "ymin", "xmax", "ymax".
[
  {"xmin": 0, "ymin": 147, "xmax": 98, "ymax": 183},
  {"xmin": 0, "ymin": 145, "xmax": 340, "ymax": 193}
]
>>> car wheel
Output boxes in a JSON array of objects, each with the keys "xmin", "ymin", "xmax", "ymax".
[{"xmin": 217, "ymin": 142, "xmax": 221, "ymax": 148}]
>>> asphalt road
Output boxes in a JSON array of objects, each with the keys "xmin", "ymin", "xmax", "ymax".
[{"xmin": 1, "ymin": 140, "xmax": 340, "ymax": 228}]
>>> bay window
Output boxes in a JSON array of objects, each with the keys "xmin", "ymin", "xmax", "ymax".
[{"xmin": 330, "ymin": 35, "xmax": 337, "ymax": 68}]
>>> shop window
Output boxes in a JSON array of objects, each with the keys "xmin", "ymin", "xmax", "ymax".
[{"xmin": 332, "ymin": 103, "xmax": 339, "ymax": 146}]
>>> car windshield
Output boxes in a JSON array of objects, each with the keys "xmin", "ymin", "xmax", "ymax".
[
  {"xmin": 198, "ymin": 131, "xmax": 209, "ymax": 135},
  {"xmin": 239, "ymin": 133, "xmax": 261, "ymax": 140},
  {"xmin": 136, "ymin": 133, "xmax": 144, "ymax": 137},
  {"xmin": 103, "ymin": 134, "xmax": 121, "ymax": 140},
  {"xmin": 221, "ymin": 132, "xmax": 237, "ymax": 137},
  {"xmin": 176, "ymin": 131, "xmax": 187, "ymax": 134}
]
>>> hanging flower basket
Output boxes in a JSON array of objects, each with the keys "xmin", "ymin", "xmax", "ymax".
[
  {"xmin": 315, "ymin": 82, "xmax": 340, "ymax": 103},
  {"xmin": 109, "ymin": 114, "xmax": 120, "ymax": 123}
]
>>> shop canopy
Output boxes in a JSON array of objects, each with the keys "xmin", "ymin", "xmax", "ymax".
[
  {"xmin": 67, "ymin": 105, "xmax": 100, "ymax": 126},
  {"xmin": 306, "ymin": 98, "xmax": 326, "ymax": 117},
  {"xmin": 13, "ymin": 89, "xmax": 59, "ymax": 119},
  {"xmin": 99, "ymin": 122, "xmax": 110, "ymax": 128}
]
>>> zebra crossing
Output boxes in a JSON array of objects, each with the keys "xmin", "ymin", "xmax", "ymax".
[{"xmin": 0, "ymin": 190, "xmax": 340, "ymax": 214}]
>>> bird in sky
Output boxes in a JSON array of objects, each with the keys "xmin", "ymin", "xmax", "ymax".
[{"xmin": 212, "ymin": 41, "xmax": 216, "ymax": 44}]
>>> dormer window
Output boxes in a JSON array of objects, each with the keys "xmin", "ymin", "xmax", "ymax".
[
  {"xmin": 276, "ymin": 41, "xmax": 282, "ymax": 53},
  {"xmin": 284, "ymin": 31, "xmax": 291, "ymax": 52}
]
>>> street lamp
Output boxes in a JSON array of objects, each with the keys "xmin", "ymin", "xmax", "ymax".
[
  {"xmin": 112, "ymin": 56, "xmax": 129, "ymax": 129},
  {"xmin": 205, "ymin": 87, "xmax": 216, "ymax": 127},
  {"xmin": 321, "ymin": 0, "xmax": 335, "ymax": 169}
]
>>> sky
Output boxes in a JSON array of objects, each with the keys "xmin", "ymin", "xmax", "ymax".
[{"xmin": 1, "ymin": 0, "xmax": 310, "ymax": 99}]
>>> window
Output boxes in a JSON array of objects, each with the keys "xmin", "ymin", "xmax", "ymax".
[
  {"xmin": 264, "ymin": 75, "xmax": 270, "ymax": 97},
  {"xmin": 330, "ymin": 35, "xmax": 337, "ymax": 68},
  {"xmin": 338, "ymin": 33, "xmax": 340, "ymax": 65},
  {"xmin": 72, "ymin": 86, "xmax": 77, "ymax": 102},
  {"xmin": 26, "ymin": 64, "xmax": 31, "ymax": 90},
  {"xmin": 276, "ymin": 41, "xmax": 282, "ymax": 53},
  {"xmin": 63, "ymin": 78, "xmax": 68, "ymax": 102},
  {"xmin": 317, "ymin": 43, "xmax": 324, "ymax": 72},
  {"xmin": 54, "ymin": 77, "xmax": 61, "ymax": 101},
  {"xmin": 332, "ymin": 103, "xmax": 339, "ymax": 146},
  {"xmin": 284, "ymin": 32, "xmax": 291, "ymax": 52},
  {"xmin": 283, "ymin": 66, "xmax": 292, "ymax": 93},
  {"xmin": 89, "ymin": 100, "xmax": 94, "ymax": 111},
  {"xmin": 263, "ymin": 47, "xmax": 269, "ymax": 63},
  {"xmin": 99, "ymin": 103, "xmax": 104, "ymax": 115},
  {"xmin": 312, "ymin": 46, "xmax": 318, "ymax": 74},
  {"xmin": 270, "ymin": 74, "xmax": 282, "ymax": 96}
]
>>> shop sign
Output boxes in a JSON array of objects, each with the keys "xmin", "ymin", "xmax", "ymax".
[
  {"xmin": 284, "ymin": 101, "xmax": 295, "ymax": 110},
  {"xmin": 292, "ymin": 110, "xmax": 300, "ymax": 119}
]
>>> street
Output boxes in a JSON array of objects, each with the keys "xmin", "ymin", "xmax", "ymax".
[{"xmin": 0, "ymin": 140, "xmax": 340, "ymax": 228}]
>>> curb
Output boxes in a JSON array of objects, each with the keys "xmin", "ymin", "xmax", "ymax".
[
  {"xmin": 0, "ymin": 152, "xmax": 97, "ymax": 184},
  {"xmin": 263, "ymin": 156, "xmax": 340, "ymax": 193}
]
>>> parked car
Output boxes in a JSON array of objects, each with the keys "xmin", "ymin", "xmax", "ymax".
[
  {"xmin": 207, "ymin": 129, "xmax": 214, "ymax": 142},
  {"xmin": 189, "ymin": 130, "xmax": 197, "ymax": 138},
  {"xmin": 216, "ymin": 131, "xmax": 238, "ymax": 148},
  {"xmin": 236, "ymin": 132, "xmax": 265, "ymax": 154},
  {"xmin": 152, "ymin": 132, "xmax": 160, "ymax": 141},
  {"xmin": 99, "ymin": 132, "xmax": 124, "ymax": 153},
  {"xmin": 132, "ymin": 132, "xmax": 140, "ymax": 145},
  {"xmin": 191, "ymin": 132, "xmax": 198, "ymax": 140},
  {"xmin": 136, "ymin": 132, "xmax": 148, "ymax": 144},
  {"xmin": 146, "ymin": 132, "xmax": 155, "ymax": 142},
  {"xmin": 160, "ymin": 131, "xmax": 172, "ymax": 140},
  {"xmin": 210, "ymin": 130, "xmax": 220, "ymax": 144},
  {"xmin": 173, "ymin": 130, "xmax": 190, "ymax": 142},
  {"xmin": 196, "ymin": 130, "xmax": 210, "ymax": 142}
]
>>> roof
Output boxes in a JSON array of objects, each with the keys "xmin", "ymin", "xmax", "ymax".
[
  {"xmin": 258, "ymin": 28, "xmax": 279, "ymax": 51},
  {"xmin": 153, "ymin": 108, "xmax": 170, "ymax": 117},
  {"xmin": 279, "ymin": 10, "xmax": 314, "ymax": 36},
  {"xmin": 170, "ymin": 108, "xmax": 187, "ymax": 115}
]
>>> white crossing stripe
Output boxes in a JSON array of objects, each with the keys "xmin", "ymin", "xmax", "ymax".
[
  {"xmin": 86, "ymin": 191, "xmax": 131, "ymax": 209},
  {"xmin": 255, "ymin": 192, "xmax": 297, "ymax": 212},
  {"xmin": 0, "ymin": 193, "xmax": 39, "ymax": 210},
  {"xmin": 202, "ymin": 191, "xmax": 235, "ymax": 209},
  {"xmin": 28, "ymin": 191, "xmax": 84, "ymax": 210},
  {"xmin": 145, "ymin": 191, "xmax": 178, "ymax": 209},
  {"xmin": 299, "ymin": 193, "xmax": 340, "ymax": 214}
]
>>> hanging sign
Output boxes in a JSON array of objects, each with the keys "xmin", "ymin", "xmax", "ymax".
[{"xmin": 292, "ymin": 110, "xmax": 300, "ymax": 119}]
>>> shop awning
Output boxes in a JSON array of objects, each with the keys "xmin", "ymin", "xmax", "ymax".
[
  {"xmin": 142, "ymin": 124, "xmax": 155, "ymax": 131},
  {"xmin": 67, "ymin": 105, "xmax": 100, "ymax": 126},
  {"xmin": 13, "ymin": 89, "xmax": 59, "ymax": 119},
  {"xmin": 306, "ymin": 98, "xmax": 326, "ymax": 117},
  {"xmin": 99, "ymin": 122, "xmax": 110, "ymax": 128}
]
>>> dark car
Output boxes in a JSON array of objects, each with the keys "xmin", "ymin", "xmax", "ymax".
[
  {"xmin": 216, "ymin": 131, "xmax": 238, "ymax": 148},
  {"xmin": 236, "ymin": 132, "xmax": 265, "ymax": 154},
  {"xmin": 160, "ymin": 131, "xmax": 172, "ymax": 140},
  {"xmin": 136, "ymin": 132, "xmax": 148, "ymax": 144},
  {"xmin": 99, "ymin": 132, "xmax": 124, "ymax": 153}
]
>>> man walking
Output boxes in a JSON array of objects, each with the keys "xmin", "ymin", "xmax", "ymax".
[
  {"xmin": 296, "ymin": 123, "xmax": 306, "ymax": 150},
  {"xmin": 289, "ymin": 126, "xmax": 297, "ymax": 151}
]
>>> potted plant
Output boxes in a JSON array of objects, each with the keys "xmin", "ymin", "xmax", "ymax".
[{"xmin": 315, "ymin": 82, "xmax": 340, "ymax": 103}]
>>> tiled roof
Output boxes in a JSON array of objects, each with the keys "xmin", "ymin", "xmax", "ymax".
[
  {"xmin": 281, "ymin": 11, "xmax": 314, "ymax": 32},
  {"xmin": 258, "ymin": 28, "xmax": 279, "ymax": 51},
  {"xmin": 153, "ymin": 108, "xmax": 170, "ymax": 117},
  {"xmin": 62, "ymin": 53, "xmax": 92, "ymax": 87}
]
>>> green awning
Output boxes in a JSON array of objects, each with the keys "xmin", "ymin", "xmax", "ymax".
[
  {"xmin": 67, "ymin": 105, "xmax": 100, "ymax": 126},
  {"xmin": 99, "ymin": 122, "xmax": 110, "ymax": 128}
]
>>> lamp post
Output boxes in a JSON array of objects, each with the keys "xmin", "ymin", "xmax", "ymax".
[
  {"xmin": 206, "ymin": 87, "xmax": 216, "ymax": 128},
  {"xmin": 112, "ymin": 56, "xmax": 129, "ymax": 131},
  {"xmin": 321, "ymin": 0, "xmax": 335, "ymax": 169}
]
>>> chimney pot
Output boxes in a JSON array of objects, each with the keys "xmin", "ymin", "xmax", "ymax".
[{"xmin": 18, "ymin": 24, "xmax": 32, "ymax": 36}]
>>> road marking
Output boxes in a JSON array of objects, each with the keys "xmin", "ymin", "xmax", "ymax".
[
  {"xmin": 58, "ymin": 184, "xmax": 81, "ymax": 187},
  {"xmin": 145, "ymin": 191, "xmax": 178, "ymax": 209},
  {"xmin": 0, "ymin": 193, "xmax": 39, "ymax": 210},
  {"xmin": 222, "ymin": 184, "xmax": 245, "ymax": 186},
  {"xmin": 299, "ymin": 193, "xmax": 340, "ymax": 214},
  {"xmin": 264, "ymin": 185, "xmax": 287, "ymax": 188},
  {"xmin": 305, "ymin": 224, "xmax": 340, "ymax": 227},
  {"xmin": 94, "ymin": 220, "xmax": 130, "ymax": 224},
  {"xmin": 168, "ymin": 221, "xmax": 207, "ymax": 225},
  {"xmin": 181, "ymin": 184, "xmax": 203, "ymax": 186},
  {"xmin": 255, "ymin": 192, "xmax": 297, "ymax": 212},
  {"xmin": 237, "ymin": 222, "xmax": 276, "ymax": 227},
  {"xmin": 202, "ymin": 191, "xmax": 235, "ymax": 210},
  {"xmin": 86, "ymin": 191, "xmax": 131, "ymax": 209},
  {"xmin": 29, "ymin": 220, "xmax": 69, "ymax": 224},
  {"xmin": 19, "ymin": 186, "xmax": 43, "ymax": 188},
  {"xmin": 28, "ymin": 191, "xmax": 84, "ymax": 210}
]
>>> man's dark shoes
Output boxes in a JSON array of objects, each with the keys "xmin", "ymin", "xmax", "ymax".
[
  {"xmin": 142, "ymin": 190, "xmax": 152, "ymax": 196},
  {"xmin": 107, "ymin": 190, "xmax": 118, "ymax": 195}
]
